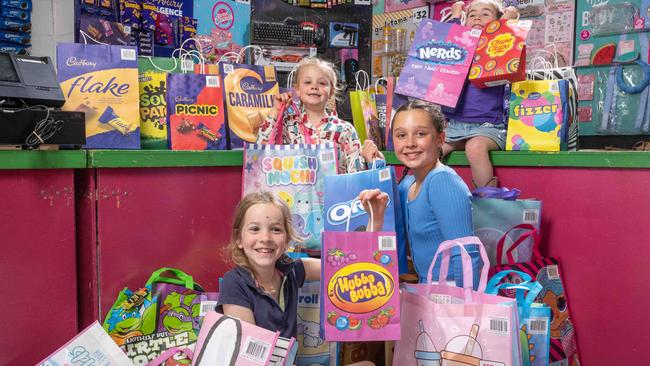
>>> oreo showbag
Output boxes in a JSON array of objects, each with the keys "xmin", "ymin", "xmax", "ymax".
[
  {"xmin": 57, "ymin": 43, "xmax": 140, "ymax": 149},
  {"xmin": 324, "ymin": 164, "xmax": 408, "ymax": 274}
]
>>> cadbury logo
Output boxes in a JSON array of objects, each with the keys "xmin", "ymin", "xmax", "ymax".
[
  {"xmin": 66, "ymin": 57, "xmax": 97, "ymax": 68},
  {"xmin": 416, "ymin": 41, "xmax": 466, "ymax": 64},
  {"xmin": 241, "ymin": 78, "xmax": 263, "ymax": 93}
]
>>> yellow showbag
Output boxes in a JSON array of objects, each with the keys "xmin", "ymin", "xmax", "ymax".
[{"xmin": 506, "ymin": 79, "xmax": 570, "ymax": 151}]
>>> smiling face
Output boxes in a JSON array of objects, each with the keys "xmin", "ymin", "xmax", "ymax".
[
  {"xmin": 392, "ymin": 109, "xmax": 445, "ymax": 175},
  {"xmin": 467, "ymin": 0, "xmax": 500, "ymax": 29},
  {"xmin": 237, "ymin": 203, "xmax": 288, "ymax": 273},
  {"xmin": 295, "ymin": 65, "xmax": 333, "ymax": 111}
]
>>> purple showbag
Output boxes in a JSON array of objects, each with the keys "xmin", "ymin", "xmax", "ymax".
[
  {"xmin": 321, "ymin": 231, "xmax": 401, "ymax": 342},
  {"xmin": 145, "ymin": 268, "xmax": 217, "ymax": 337},
  {"xmin": 395, "ymin": 19, "xmax": 480, "ymax": 108}
]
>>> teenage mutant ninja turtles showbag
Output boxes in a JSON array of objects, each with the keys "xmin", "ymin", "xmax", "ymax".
[{"xmin": 102, "ymin": 267, "xmax": 218, "ymax": 365}]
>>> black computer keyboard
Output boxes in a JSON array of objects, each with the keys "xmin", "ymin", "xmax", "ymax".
[{"xmin": 252, "ymin": 21, "xmax": 325, "ymax": 47}]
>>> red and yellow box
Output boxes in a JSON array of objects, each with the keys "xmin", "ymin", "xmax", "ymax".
[{"xmin": 468, "ymin": 19, "xmax": 531, "ymax": 88}]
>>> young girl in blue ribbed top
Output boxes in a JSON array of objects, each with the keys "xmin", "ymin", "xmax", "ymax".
[{"xmin": 360, "ymin": 100, "xmax": 482, "ymax": 286}]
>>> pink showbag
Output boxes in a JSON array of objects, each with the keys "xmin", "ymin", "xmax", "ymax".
[
  {"xmin": 393, "ymin": 237, "xmax": 523, "ymax": 366},
  {"xmin": 321, "ymin": 230, "xmax": 401, "ymax": 342},
  {"xmin": 395, "ymin": 19, "xmax": 481, "ymax": 108},
  {"xmin": 192, "ymin": 311, "xmax": 279, "ymax": 366}
]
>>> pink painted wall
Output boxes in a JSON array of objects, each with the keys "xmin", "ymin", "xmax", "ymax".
[
  {"xmin": 77, "ymin": 167, "xmax": 243, "ymax": 326},
  {"xmin": 454, "ymin": 165, "xmax": 650, "ymax": 366},
  {"xmin": 0, "ymin": 170, "xmax": 78, "ymax": 366}
]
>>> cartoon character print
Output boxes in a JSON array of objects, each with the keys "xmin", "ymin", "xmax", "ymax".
[
  {"xmin": 294, "ymin": 190, "xmax": 315, "ymax": 215},
  {"xmin": 297, "ymin": 315, "xmax": 325, "ymax": 348},
  {"xmin": 104, "ymin": 291, "xmax": 157, "ymax": 345},
  {"xmin": 305, "ymin": 210, "xmax": 324, "ymax": 245},
  {"xmin": 535, "ymin": 268, "xmax": 570, "ymax": 339},
  {"xmin": 159, "ymin": 291, "xmax": 201, "ymax": 341},
  {"xmin": 292, "ymin": 214, "xmax": 312, "ymax": 241}
]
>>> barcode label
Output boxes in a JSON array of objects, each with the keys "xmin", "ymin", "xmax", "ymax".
[
  {"xmin": 489, "ymin": 318, "xmax": 509, "ymax": 335},
  {"xmin": 120, "ymin": 48, "xmax": 136, "ymax": 61},
  {"xmin": 522, "ymin": 209, "xmax": 539, "ymax": 224},
  {"xmin": 206, "ymin": 75, "xmax": 220, "ymax": 88},
  {"xmin": 241, "ymin": 336, "xmax": 271, "ymax": 364},
  {"xmin": 378, "ymin": 235, "xmax": 396, "ymax": 251},
  {"xmin": 550, "ymin": 81, "xmax": 559, "ymax": 93},
  {"xmin": 123, "ymin": 25, "xmax": 132, "ymax": 35},
  {"xmin": 378, "ymin": 168, "xmax": 391, "ymax": 182},
  {"xmin": 480, "ymin": 361, "xmax": 506, "ymax": 366},
  {"xmin": 320, "ymin": 151, "xmax": 335, "ymax": 164},
  {"xmin": 224, "ymin": 63, "xmax": 234, "ymax": 74},
  {"xmin": 181, "ymin": 59, "xmax": 194, "ymax": 72},
  {"xmin": 269, "ymin": 355, "xmax": 286, "ymax": 365},
  {"xmin": 429, "ymin": 294, "xmax": 452, "ymax": 304},
  {"xmin": 547, "ymin": 264, "xmax": 560, "ymax": 280},
  {"xmin": 471, "ymin": 29, "xmax": 482, "ymax": 37},
  {"xmin": 528, "ymin": 318, "xmax": 548, "ymax": 334},
  {"xmin": 199, "ymin": 301, "xmax": 217, "ymax": 316}
]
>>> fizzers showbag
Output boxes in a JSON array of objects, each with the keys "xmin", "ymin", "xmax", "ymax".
[
  {"xmin": 220, "ymin": 63, "xmax": 279, "ymax": 149},
  {"xmin": 469, "ymin": 19, "xmax": 532, "ymax": 88},
  {"xmin": 321, "ymin": 231, "xmax": 401, "ymax": 342},
  {"xmin": 506, "ymin": 79, "xmax": 570, "ymax": 151},
  {"xmin": 395, "ymin": 19, "xmax": 481, "ymax": 108},
  {"xmin": 58, "ymin": 43, "xmax": 140, "ymax": 148},
  {"xmin": 167, "ymin": 73, "xmax": 228, "ymax": 150}
]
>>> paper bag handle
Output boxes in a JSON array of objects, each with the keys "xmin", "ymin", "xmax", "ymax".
[{"xmin": 425, "ymin": 236, "xmax": 489, "ymax": 292}]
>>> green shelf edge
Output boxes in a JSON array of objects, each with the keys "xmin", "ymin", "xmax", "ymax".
[
  {"xmin": 0, "ymin": 150, "xmax": 87, "ymax": 169},
  {"xmin": 1, "ymin": 150, "xmax": 648, "ymax": 169},
  {"xmin": 88, "ymin": 150, "xmax": 244, "ymax": 168}
]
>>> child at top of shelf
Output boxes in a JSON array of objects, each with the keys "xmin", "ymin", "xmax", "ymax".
[{"xmin": 256, "ymin": 57, "xmax": 382, "ymax": 174}]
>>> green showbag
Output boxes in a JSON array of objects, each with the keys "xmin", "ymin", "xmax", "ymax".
[
  {"xmin": 138, "ymin": 57, "xmax": 186, "ymax": 149},
  {"xmin": 102, "ymin": 285, "xmax": 158, "ymax": 346}
]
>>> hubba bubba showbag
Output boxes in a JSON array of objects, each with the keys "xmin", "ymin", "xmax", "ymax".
[
  {"xmin": 220, "ymin": 62, "xmax": 279, "ymax": 149},
  {"xmin": 469, "ymin": 19, "xmax": 532, "ymax": 88},
  {"xmin": 321, "ymin": 230, "xmax": 401, "ymax": 342},
  {"xmin": 166, "ymin": 73, "xmax": 228, "ymax": 150},
  {"xmin": 395, "ymin": 19, "xmax": 481, "ymax": 108},
  {"xmin": 57, "ymin": 43, "xmax": 140, "ymax": 148}
]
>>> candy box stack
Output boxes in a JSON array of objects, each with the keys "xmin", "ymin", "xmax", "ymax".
[
  {"xmin": 469, "ymin": 19, "xmax": 532, "ymax": 88},
  {"xmin": 0, "ymin": 0, "xmax": 32, "ymax": 54},
  {"xmin": 395, "ymin": 19, "xmax": 481, "ymax": 108},
  {"xmin": 57, "ymin": 43, "xmax": 140, "ymax": 149}
]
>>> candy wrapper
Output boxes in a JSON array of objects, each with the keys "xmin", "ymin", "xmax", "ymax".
[
  {"xmin": 395, "ymin": 19, "xmax": 481, "ymax": 108},
  {"xmin": 0, "ymin": 6, "xmax": 30, "ymax": 21},
  {"xmin": 181, "ymin": 16, "xmax": 197, "ymax": 49},
  {"xmin": 155, "ymin": 12, "xmax": 175, "ymax": 46},
  {"xmin": 120, "ymin": 0, "xmax": 141, "ymax": 30},
  {"xmin": 1, "ymin": 0, "xmax": 31, "ymax": 11},
  {"xmin": 166, "ymin": 73, "xmax": 228, "ymax": 150},
  {"xmin": 0, "ymin": 29, "xmax": 29, "ymax": 44},
  {"xmin": 141, "ymin": 0, "xmax": 157, "ymax": 31},
  {"xmin": 79, "ymin": 14, "xmax": 132, "ymax": 46},
  {"xmin": 0, "ymin": 16, "xmax": 31, "ymax": 32},
  {"xmin": 469, "ymin": 19, "xmax": 532, "ymax": 88}
]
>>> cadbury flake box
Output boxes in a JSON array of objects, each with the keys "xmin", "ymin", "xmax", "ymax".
[
  {"xmin": 57, "ymin": 43, "xmax": 140, "ymax": 149},
  {"xmin": 166, "ymin": 73, "xmax": 227, "ymax": 150},
  {"xmin": 219, "ymin": 63, "xmax": 279, "ymax": 149}
]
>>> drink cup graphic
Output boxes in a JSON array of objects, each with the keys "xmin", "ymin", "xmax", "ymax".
[
  {"xmin": 414, "ymin": 320, "xmax": 441, "ymax": 366},
  {"xmin": 440, "ymin": 324, "xmax": 482, "ymax": 366}
]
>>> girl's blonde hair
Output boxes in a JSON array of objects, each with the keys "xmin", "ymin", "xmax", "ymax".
[
  {"xmin": 467, "ymin": 0, "xmax": 504, "ymax": 19},
  {"xmin": 225, "ymin": 191, "xmax": 299, "ymax": 272},
  {"xmin": 292, "ymin": 57, "xmax": 343, "ymax": 110}
]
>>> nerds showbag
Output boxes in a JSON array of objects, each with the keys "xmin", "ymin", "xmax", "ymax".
[
  {"xmin": 242, "ymin": 143, "xmax": 338, "ymax": 256},
  {"xmin": 324, "ymin": 165, "xmax": 408, "ymax": 273}
]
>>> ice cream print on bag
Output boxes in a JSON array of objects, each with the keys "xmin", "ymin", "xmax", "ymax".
[
  {"xmin": 57, "ymin": 43, "xmax": 140, "ymax": 148},
  {"xmin": 321, "ymin": 231, "xmax": 400, "ymax": 342}
]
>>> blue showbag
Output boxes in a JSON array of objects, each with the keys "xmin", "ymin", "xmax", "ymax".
[
  {"xmin": 487, "ymin": 271, "xmax": 552, "ymax": 366},
  {"xmin": 323, "ymin": 162, "xmax": 408, "ymax": 274}
]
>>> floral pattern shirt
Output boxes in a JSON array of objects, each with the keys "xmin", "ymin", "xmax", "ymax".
[{"xmin": 256, "ymin": 101, "xmax": 366, "ymax": 173}]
